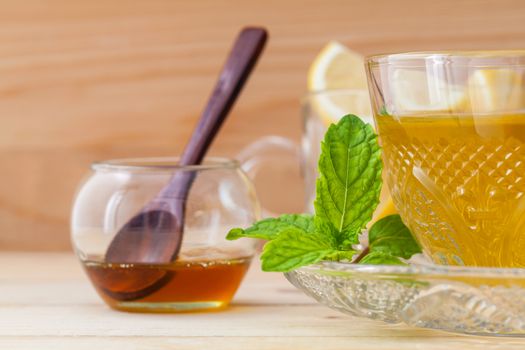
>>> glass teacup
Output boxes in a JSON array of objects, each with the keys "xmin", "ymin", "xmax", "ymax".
[{"xmin": 366, "ymin": 50, "xmax": 525, "ymax": 267}]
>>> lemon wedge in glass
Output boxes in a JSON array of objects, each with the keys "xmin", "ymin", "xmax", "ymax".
[
  {"xmin": 387, "ymin": 69, "xmax": 467, "ymax": 114},
  {"xmin": 468, "ymin": 68, "xmax": 524, "ymax": 113},
  {"xmin": 384, "ymin": 67, "xmax": 524, "ymax": 115}
]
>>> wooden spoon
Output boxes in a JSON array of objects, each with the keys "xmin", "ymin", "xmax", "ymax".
[{"xmin": 102, "ymin": 27, "xmax": 268, "ymax": 299}]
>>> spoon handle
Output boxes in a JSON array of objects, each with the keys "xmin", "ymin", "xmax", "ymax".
[
  {"xmin": 161, "ymin": 27, "xmax": 267, "ymax": 198},
  {"xmin": 181, "ymin": 27, "xmax": 267, "ymax": 165}
]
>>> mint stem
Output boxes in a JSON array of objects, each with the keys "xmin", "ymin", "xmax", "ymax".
[{"xmin": 352, "ymin": 246, "xmax": 370, "ymax": 264}]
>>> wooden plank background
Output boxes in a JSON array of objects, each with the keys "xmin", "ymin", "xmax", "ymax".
[{"xmin": 2, "ymin": 0, "xmax": 525, "ymax": 251}]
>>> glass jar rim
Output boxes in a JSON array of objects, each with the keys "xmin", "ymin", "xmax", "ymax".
[
  {"xmin": 366, "ymin": 50, "xmax": 525, "ymax": 68},
  {"xmin": 92, "ymin": 156, "xmax": 239, "ymax": 172}
]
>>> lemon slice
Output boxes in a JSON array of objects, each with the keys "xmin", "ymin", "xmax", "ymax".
[
  {"xmin": 307, "ymin": 41, "xmax": 372, "ymax": 126},
  {"xmin": 468, "ymin": 69, "xmax": 524, "ymax": 113},
  {"xmin": 308, "ymin": 41, "xmax": 368, "ymax": 91}
]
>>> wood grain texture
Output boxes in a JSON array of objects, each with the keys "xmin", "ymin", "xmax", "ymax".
[
  {"xmin": 2, "ymin": 252, "xmax": 525, "ymax": 349},
  {"xmin": 1, "ymin": 0, "xmax": 525, "ymax": 250}
]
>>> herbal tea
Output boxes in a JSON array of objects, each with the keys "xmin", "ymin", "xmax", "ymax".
[
  {"xmin": 83, "ymin": 256, "xmax": 251, "ymax": 312},
  {"xmin": 377, "ymin": 113, "xmax": 525, "ymax": 267}
]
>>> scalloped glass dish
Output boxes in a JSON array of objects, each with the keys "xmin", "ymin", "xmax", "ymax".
[{"xmin": 285, "ymin": 262, "xmax": 525, "ymax": 336}]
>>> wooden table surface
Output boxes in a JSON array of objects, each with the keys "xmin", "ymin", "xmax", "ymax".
[{"xmin": 2, "ymin": 253, "xmax": 525, "ymax": 349}]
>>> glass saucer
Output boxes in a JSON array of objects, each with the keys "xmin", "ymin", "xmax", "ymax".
[{"xmin": 285, "ymin": 261, "xmax": 525, "ymax": 336}]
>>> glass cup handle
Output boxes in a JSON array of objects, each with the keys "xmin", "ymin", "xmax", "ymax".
[{"xmin": 236, "ymin": 136, "xmax": 303, "ymax": 218}]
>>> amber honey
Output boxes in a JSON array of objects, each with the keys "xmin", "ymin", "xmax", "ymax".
[{"xmin": 82, "ymin": 256, "xmax": 251, "ymax": 312}]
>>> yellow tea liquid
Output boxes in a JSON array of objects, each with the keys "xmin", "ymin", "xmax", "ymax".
[{"xmin": 376, "ymin": 113, "xmax": 525, "ymax": 267}]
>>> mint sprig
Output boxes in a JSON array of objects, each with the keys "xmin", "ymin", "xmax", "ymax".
[{"xmin": 227, "ymin": 115, "xmax": 421, "ymax": 272}]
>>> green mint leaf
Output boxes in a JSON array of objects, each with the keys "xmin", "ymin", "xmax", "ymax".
[
  {"xmin": 324, "ymin": 250, "xmax": 356, "ymax": 261},
  {"xmin": 314, "ymin": 115, "xmax": 382, "ymax": 242},
  {"xmin": 260, "ymin": 229, "xmax": 333, "ymax": 272},
  {"xmin": 359, "ymin": 251, "xmax": 405, "ymax": 265},
  {"xmin": 227, "ymin": 214, "xmax": 315, "ymax": 241},
  {"xmin": 313, "ymin": 216, "xmax": 339, "ymax": 247},
  {"xmin": 368, "ymin": 214, "xmax": 421, "ymax": 259}
]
